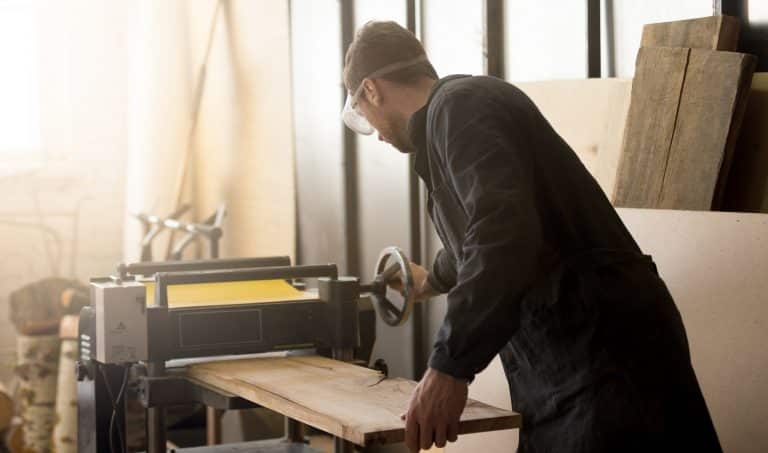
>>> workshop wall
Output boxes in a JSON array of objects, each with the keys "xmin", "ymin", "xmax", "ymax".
[
  {"xmin": 190, "ymin": 0, "xmax": 296, "ymax": 260},
  {"xmin": 609, "ymin": 0, "xmax": 713, "ymax": 76},
  {"xmin": 0, "ymin": 0, "xmax": 134, "ymax": 382}
]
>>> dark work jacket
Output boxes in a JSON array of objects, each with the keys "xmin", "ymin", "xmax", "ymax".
[{"xmin": 408, "ymin": 75, "xmax": 721, "ymax": 452}]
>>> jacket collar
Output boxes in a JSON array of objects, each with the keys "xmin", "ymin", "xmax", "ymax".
[{"xmin": 407, "ymin": 75, "xmax": 471, "ymax": 189}]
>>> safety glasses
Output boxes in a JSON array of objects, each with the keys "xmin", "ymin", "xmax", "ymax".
[{"xmin": 341, "ymin": 55, "xmax": 429, "ymax": 135}]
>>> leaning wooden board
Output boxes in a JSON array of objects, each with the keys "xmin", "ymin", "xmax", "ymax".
[
  {"xmin": 188, "ymin": 356, "xmax": 520, "ymax": 446},
  {"xmin": 613, "ymin": 46, "xmax": 756, "ymax": 209},
  {"xmin": 641, "ymin": 15, "xmax": 740, "ymax": 51}
]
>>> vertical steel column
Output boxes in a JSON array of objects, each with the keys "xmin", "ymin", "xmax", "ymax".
[
  {"xmin": 604, "ymin": 0, "xmax": 616, "ymax": 77},
  {"xmin": 406, "ymin": 0, "xmax": 427, "ymax": 381},
  {"xmin": 586, "ymin": 0, "xmax": 602, "ymax": 78},
  {"xmin": 484, "ymin": 0, "xmax": 505, "ymax": 79},
  {"xmin": 340, "ymin": 0, "xmax": 361, "ymax": 277}
]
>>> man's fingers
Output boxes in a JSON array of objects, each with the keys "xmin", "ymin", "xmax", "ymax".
[
  {"xmin": 419, "ymin": 418, "xmax": 434, "ymax": 451},
  {"xmin": 434, "ymin": 422, "xmax": 448, "ymax": 448},
  {"xmin": 405, "ymin": 413, "xmax": 419, "ymax": 452},
  {"xmin": 447, "ymin": 421, "xmax": 460, "ymax": 443}
]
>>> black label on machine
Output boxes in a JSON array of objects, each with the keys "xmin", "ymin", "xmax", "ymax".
[{"xmin": 178, "ymin": 308, "xmax": 263, "ymax": 348}]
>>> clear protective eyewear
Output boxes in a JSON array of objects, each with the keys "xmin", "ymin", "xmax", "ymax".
[{"xmin": 342, "ymin": 55, "xmax": 429, "ymax": 135}]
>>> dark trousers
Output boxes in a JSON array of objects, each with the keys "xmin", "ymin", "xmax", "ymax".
[{"xmin": 500, "ymin": 251, "xmax": 722, "ymax": 453}]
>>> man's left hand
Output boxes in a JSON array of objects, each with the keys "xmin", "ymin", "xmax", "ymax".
[{"xmin": 401, "ymin": 367, "xmax": 469, "ymax": 452}]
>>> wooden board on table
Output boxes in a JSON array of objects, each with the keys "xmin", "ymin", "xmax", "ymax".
[
  {"xmin": 641, "ymin": 15, "xmax": 740, "ymax": 51},
  {"xmin": 613, "ymin": 47, "xmax": 756, "ymax": 209},
  {"xmin": 188, "ymin": 355, "xmax": 520, "ymax": 447}
]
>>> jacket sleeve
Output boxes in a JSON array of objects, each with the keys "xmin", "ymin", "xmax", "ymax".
[
  {"xmin": 428, "ymin": 248, "xmax": 457, "ymax": 294},
  {"xmin": 427, "ymin": 90, "xmax": 545, "ymax": 381}
]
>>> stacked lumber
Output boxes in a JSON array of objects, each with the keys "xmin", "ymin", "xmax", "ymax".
[
  {"xmin": 613, "ymin": 15, "xmax": 757, "ymax": 210},
  {"xmin": 52, "ymin": 316, "xmax": 79, "ymax": 453},
  {"xmin": 5, "ymin": 279, "xmax": 88, "ymax": 452},
  {"xmin": 16, "ymin": 334, "xmax": 59, "ymax": 453}
]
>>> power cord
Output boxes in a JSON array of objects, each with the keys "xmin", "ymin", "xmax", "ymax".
[{"xmin": 99, "ymin": 364, "xmax": 130, "ymax": 453}]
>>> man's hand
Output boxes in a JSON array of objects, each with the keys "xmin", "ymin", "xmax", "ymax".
[
  {"xmin": 401, "ymin": 367, "xmax": 468, "ymax": 452},
  {"xmin": 387, "ymin": 262, "xmax": 440, "ymax": 303}
]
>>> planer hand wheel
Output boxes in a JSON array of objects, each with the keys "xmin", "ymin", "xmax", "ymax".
[{"xmin": 370, "ymin": 246, "xmax": 415, "ymax": 327}]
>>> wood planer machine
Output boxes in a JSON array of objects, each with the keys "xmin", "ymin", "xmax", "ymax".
[{"xmin": 77, "ymin": 247, "xmax": 416, "ymax": 453}]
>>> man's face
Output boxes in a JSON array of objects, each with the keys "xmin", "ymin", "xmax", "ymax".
[{"xmin": 356, "ymin": 80, "xmax": 416, "ymax": 154}]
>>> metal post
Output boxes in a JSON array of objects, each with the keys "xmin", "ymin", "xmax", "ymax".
[
  {"xmin": 340, "ymin": 0, "xmax": 361, "ymax": 277},
  {"xmin": 146, "ymin": 361, "xmax": 166, "ymax": 453},
  {"xmin": 484, "ymin": 0, "xmax": 506, "ymax": 79},
  {"xmin": 586, "ymin": 0, "xmax": 601, "ymax": 78},
  {"xmin": 406, "ymin": 0, "xmax": 426, "ymax": 381}
]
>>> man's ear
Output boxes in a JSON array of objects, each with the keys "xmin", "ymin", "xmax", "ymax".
[{"xmin": 363, "ymin": 79, "xmax": 382, "ymax": 107}]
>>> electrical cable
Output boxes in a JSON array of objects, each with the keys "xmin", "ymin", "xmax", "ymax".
[{"xmin": 100, "ymin": 364, "xmax": 130, "ymax": 453}]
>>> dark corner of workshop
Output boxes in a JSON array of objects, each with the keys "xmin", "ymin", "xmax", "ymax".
[{"xmin": 0, "ymin": 1, "xmax": 766, "ymax": 453}]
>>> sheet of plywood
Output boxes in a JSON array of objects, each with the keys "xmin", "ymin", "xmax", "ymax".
[
  {"xmin": 448, "ymin": 209, "xmax": 768, "ymax": 453},
  {"xmin": 516, "ymin": 78, "xmax": 632, "ymax": 198},
  {"xmin": 188, "ymin": 355, "xmax": 520, "ymax": 447},
  {"xmin": 641, "ymin": 15, "xmax": 740, "ymax": 51},
  {"xmin": 614, "ymin": 47, "xmax": 756, "ymax": 209},
  {"xmin": 723, "ymin": 73, "xmax": 768, "ymax": 212}
]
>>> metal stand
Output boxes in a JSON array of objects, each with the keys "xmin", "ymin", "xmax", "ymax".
[{"xmin": 147, "ymin": 361, "xmax": 167, "ymax": 453}]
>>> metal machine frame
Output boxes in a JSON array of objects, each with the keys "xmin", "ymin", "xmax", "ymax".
[{"xmin": 78, "ymin": 250, "xmax": 413, "ymax": 453}]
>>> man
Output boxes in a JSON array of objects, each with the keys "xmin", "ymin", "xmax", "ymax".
[{"xmin": 342, "ymin": 21, "xmax": 721, "ymax": 453}]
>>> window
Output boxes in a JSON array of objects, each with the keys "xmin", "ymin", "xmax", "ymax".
[{"xmin": 0, "ymin": 0, "xmax": 40, "ymax": 155}]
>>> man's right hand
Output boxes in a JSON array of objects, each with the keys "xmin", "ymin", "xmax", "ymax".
[{"xmin": 387, "ymin": 262, "xmax": 440, "ymax": 303}]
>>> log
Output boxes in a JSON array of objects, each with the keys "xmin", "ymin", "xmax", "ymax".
[
  {"xmin": 641, "ymin": 15, "xmax": 740, "ymax": 51},
  {"xmin": 16, "ymin": 334, "xmax": 59, "ymax": 453},
  {"xmin": 9, "ymin": 278, "xmax": 87, "ymax": 336},
  {"xmin": 0, "ymin": 382, "xmax": 13, "ymax": 433},
  {"xmin": 4, "ymin": 417, "xmax": 24, "ymax": 453},
  {"xmin": 53, "ymin": 316, "xmax": 79, "ymax": 453},
  {"xmin": 189, "ymin": 356, "xmax": 520, "ymax": 447}
]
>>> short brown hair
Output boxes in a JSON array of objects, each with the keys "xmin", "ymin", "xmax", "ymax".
[{"xmin": 343, "ymin": 21, "xmax": 438, "ymax": 93}]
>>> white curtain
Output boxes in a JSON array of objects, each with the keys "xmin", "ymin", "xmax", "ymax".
[{"xmin": 123, "ymin": 0, "xmax": 296, "ymax": 262}]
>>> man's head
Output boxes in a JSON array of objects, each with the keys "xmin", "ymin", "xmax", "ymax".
[{"xmin": 342, "ymin": 21, "xmax": 438, "ymax": 153}]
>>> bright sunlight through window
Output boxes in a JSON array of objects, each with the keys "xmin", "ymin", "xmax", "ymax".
[{"xmin": 0, "ymin": 0, "xmax": 40, "ymax": 154}]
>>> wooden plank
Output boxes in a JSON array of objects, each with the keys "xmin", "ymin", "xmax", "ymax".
[
  {"xmin": 641, "ymin": 15, "xmax": 740, "ymax": 51},
  {"xmin": 613, "ymin": 47, "xmax": 689, "ymax": 207},
  {"xmin": 614, "ymin": 47, "xmax": 756, "ymax": 209},
  {"xmin": 723, "ymin": 73, "xmax": 768, "ymax": 212},
  {"xmin": 516, "ymin": 78, "xmax": 632, "ymax": 198},
  {"xmin": 188, "ymin": 355, "xmax": 520, "ymax": 446},
  {"xmin": 660, "ymin": 49, "xmax": 756, "ymax": 209}
]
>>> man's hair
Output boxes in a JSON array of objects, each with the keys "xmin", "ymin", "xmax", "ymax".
[{"xmin": 343, "ymin": 21, "xmax": 438, "ymax": 93}]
